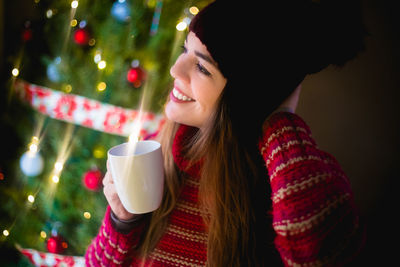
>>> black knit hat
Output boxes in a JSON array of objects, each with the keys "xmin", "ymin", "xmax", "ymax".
[
  {"xmin": 190, "ymin": 0, "xmax": 366, "ymax": 77},
  {"xmin": 189, "ymin": 0, "xmax": 366, "ymax": 138}
]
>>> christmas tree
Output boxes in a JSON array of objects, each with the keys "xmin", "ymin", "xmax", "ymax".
[{"xmin": 0, "ymin": 0, "xmax": 211, "ymax": 265}]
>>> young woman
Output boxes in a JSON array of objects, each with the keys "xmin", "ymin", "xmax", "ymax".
[{"xmin": 85, "ymin": 1, "xmax": 366, "ymax": 266}]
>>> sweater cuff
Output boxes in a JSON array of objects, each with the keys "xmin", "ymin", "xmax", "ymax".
[
  {"xmin": 95, "ymin": 206, "xmax": 147, "ymax": 258},
  {"xmin": 267, "ymin": 111, "xmax": 310, "ymax": 131},
  {"xmin": 262, "ymin": 112, "xmax": 312, "ymax": 141},
  {"xmin": 109, "ymin": 209, "xmax": 147, "ymax": 235}
]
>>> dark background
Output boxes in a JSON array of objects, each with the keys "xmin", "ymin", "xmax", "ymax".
[
  {"xmin": 300, "ymin": 1, "xmax": 399, "ymax": 264},
  {"xmin": 1, "ymin": 0, "xmax": 399, "ymax": 265}
]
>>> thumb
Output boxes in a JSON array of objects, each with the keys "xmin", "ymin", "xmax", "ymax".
[{"xmin": 279, "ymin": 83, "xmax": 302, "ymax": 112}]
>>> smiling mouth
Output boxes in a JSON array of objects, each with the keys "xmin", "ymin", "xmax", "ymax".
[{"xmin": 171, "ymin": 87, "xmax": 193, "ymax": 102}]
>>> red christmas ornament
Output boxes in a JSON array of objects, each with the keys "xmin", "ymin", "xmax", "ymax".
[
  {"xmin": 73, "ymin": 28, "xmax": 90, "ymax": 45},
  {"xmin": 46, "ymin": 235, "xmax": 68, "ymax": 254},
  {"xmin": 21, "ymin": 29, "xmax": 33, "ymax": 42},
  {"xmin": 83, "ymin": 169, "xmax": 103, "ymax": 191},
  {"xmin": 127, "ymin": 67, "xmax": 140, "ymax": 82},
  {"xmin": 127, "ymin": 67, "xmax": 145, "ymax": 88},
  {"xmin": 22, "ymin": 21, "xmax": 33, "ymax": 42}
]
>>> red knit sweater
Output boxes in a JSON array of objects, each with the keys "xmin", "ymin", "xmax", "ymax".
[{"xmin": 85, "ymin": 112, "xmax": 364, "ymax": 266}]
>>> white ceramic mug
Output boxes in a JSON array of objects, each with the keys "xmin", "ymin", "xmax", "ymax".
[{"xmin": 107, "ymin": 140, "xmax": 164, "ymax": 214}]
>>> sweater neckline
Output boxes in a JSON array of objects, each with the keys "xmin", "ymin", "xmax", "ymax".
[{"xmin": 172, "ymin": 124, "xmax": 202, "ymax": 179}]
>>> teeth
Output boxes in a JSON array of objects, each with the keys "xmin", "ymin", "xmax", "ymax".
[
  {"xmin": 173, "ymin": 88, "xmax": 192, "ymax": 101},
  {"xmin": 173, "ymin": 88, "xmax": 179, "ymax": 97}
]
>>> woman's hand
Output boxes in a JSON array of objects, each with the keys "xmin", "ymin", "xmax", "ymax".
[
  {"xmin": 263, "ymin": 84, "xmax": 302, "ymax": 131},
  {"xmin": 103, "ymin": 161, "xmax": 136, "ymax": 221},
  {"xmin": 278, "ymin": 83, "xmax": 302, "ymax": 113}
]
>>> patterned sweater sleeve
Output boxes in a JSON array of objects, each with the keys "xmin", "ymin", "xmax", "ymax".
[
  {"xmin": 259, "ymin": 112, "xmax": 365, "ymax": 266},
  {"xmin": 85, "ymin": 206, "xmax": 146, "ymax": 267}
]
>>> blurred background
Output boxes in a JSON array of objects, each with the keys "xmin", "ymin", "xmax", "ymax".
[{"xmin": 0, "ymin": 0, "xmax": 398, "ymax": 266}]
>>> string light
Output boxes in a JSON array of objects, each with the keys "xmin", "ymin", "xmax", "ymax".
[
  {"xmin": 62, "ymin": 241, "xmax": 69, "ymax": 249},
  {"xmin": 50, "ymin": 125, "xmax": 73, "ymax": 186},
  {"xmin": 52, "ymin": 175, "xmax": 60, "ymax": 183},
  {"xmin": 27, "ymin": 195, "xmax": 35, "ymax": 203},
  {"xmin": 46, "ymin": 9, "xmax": 53, "ymax": 18},
  {"xmin": 54, "ymin": 162, "xmax": 63, "ymax": 172},
  {"xmin": 71, "ymin": 0, "xmax": 79, "ymax": 9},
  {"xmin": 97, "ymin": 82, "xmax": 107, "ymax": 92},
  {"xmin": 189, "ymin": 6, "xmax": 199, "ymax": 15},
  {"xmin": 70, "ymin": 19, "xmax": 78, "ymax": 27},
  {"xmin": 94, "ymin": 51, "xmax": 101, "ymax": 63},
  {"xmin": 93, "ymin": 145, "xmax": 106, "ymax": 158},
  {"xmin": 3, "ymin": 230, "xmax": 9, "ymax": 237},
  {"xmin": 176, "ymin": 21, "xmax": 187, "ymax": 31},
  {"xmin": 97, "ymin": 60, "xmax": 106, "ymax": 70},
  {"xmin": 62, "ymin": 84, "xmax": 72, "ymax": 93},
  {"xmin": 28, "ymin": 136, "xmax": 39, "ymax": 153},
  {"xmin": 88, "ymin": 38, "xmax": 96, "ymax": 46},
  {"xmin": 40, "ymin": 231, "xmax": 47, "ymax": 239},
  {"xmin": 12, "ymin": 68, "xmax": 19, "ymax": 77},
  {"xmin": 29, "ymin": 143, "xmax": 38, "ymax": 153},
  {"xmin": 79, "ymin": 20, "xmax": 87, "ymax": 28},
  {"xmin": 83, "ymin": 211, "xmax": 91, "ymax": 219}
]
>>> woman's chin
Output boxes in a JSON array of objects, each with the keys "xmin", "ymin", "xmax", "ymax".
[{"xmin": 165, "ymin": 102, "xmax": 183, "ymax": 124}]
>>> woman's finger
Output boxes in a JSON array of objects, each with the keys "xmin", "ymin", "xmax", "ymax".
[
  {"xmin": 103, "ymin": 183, "xmax": 118, "ymax": 200},
  {"xmin": 102, "ymin": 171, "xmax": 114, "ymax": 186}
]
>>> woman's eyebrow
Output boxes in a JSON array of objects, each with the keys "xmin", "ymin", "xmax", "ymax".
[{"xmin": 194, "ymin": 51, "xmax": 217, "ymax": 67}]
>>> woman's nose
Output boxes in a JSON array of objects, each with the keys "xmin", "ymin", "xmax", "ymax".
[{"xmin": 170, "ymin": 55, "xmax": 189, "ymax": 83}]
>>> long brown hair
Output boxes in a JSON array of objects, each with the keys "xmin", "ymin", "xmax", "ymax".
[{"xmin": 136, "ymin": 89, "xmax": 277, "ymax": 266}]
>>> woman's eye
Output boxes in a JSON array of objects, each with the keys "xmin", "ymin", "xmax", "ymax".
[
  {"xmin": 180, "ymin": 44, "xmax": 211, "ymax": 76},
  {"xmin": 196, "ymin": 63, "xmax": 211, "ymax": 76}
]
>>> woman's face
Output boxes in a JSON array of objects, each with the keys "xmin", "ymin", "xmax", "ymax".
[{"xmin": 166, "ymin": 32, "xmax": 227, "ymax": 128}]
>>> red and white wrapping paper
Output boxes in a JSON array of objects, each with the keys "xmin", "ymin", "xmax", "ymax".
[
  {"xmin": 14, "ymin": 80, "xmax": 165, "ymax": 138},
  {"xmin": 18, "ymin": 246, "xmax": 84, "ymax": 267}
]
